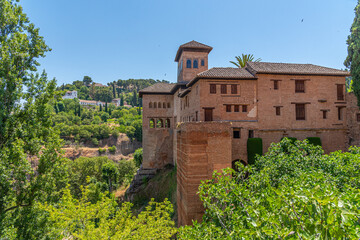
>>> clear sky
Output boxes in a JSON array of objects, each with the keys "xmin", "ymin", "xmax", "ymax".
[{"xmin": 21, "ymin": 0, "xmax": 357, "ymax": 85}]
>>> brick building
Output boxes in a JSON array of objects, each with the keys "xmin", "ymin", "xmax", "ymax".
[{"xmin": 139, "ymin": 40, "xmax": 354, "ymax": 226}]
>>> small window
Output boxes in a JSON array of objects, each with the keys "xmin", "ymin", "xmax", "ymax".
[
  {"xmin": 274, "ymin": 80, "xmax": 279, "ymax": 90},
  {"xmin": 338, "ymin": 107, "xmax": 345, "ymax": 121},
  {"xmin": 295, "ymin": 80, "xmax": 305, "ymax": 93},
  {"xmin": 337, "ymin": 84, "xmax": 345, "ymax": 101},
  {"xmin": 201, "ymin": 59, "xmax": 205, "ymax": 66},
  {"xmin": 275, "ymin": 107, "xmax": 281, "ymax": 116},
  {"xmin": 322, "ymin": 110, "xmax": 327, "ymax": 119},
  {"xmin": 158, "ymin": 102, "xmax": 161, "ymax": 108},
  {"xmin": 149, "ymin": 102, "xmax": 152, "ymax": 108},
  {"xmin": 221, "ymin": 84, "xmax": 227, "ymax": 94},
  {"xmin": 231, "ymin": 85, "xmax": 237, "ymax": 94},
  {"xmin": 242, "ymin": 105, "xmax": 247, "ymax": 112},
  {"xmin": 154, "ymin": 103, "xmax": 157, "ymax": 108},
  {"xmin": 157, "ymin": 119, "xmax": 164, "ymax": 128},
  {"xmin": 357, "ymin": 113, "xmax": 360, "ymax": 122},
  {"xmin": 195, "ymin": 111, "xmax": 198, "ymax": 121},
  {"xmin": 165, "ymin": 119, "xmax": 171, "ymax": 128},
  {"xmin": 210, "ymin": 84, "xmax": 216, "ymax": 94},
  {"xmin": 186, "ymin": 59, "xmax": 191, "ymax": 68},
  {"xmin": 226, "ymin": 105, "xmax": 232, "ymax": 112},
  {"xmin": 248, "ymin": 130, "xmax": 254, "ymax": 138},
  {"xmin": 233, "ymin": 129, "xmax": 240, "ymax": 139},
  {"xmin": 193, "ymin": 60, "xmax": 198, "ymax": 69},
  {"xmin": 167, "ymin": 102, "xmax": 170, "ymax": 108},
  {"xmin": 150, "ymin": 119, "xmax": 155, "ymax": 128},
  {"xmin": 163, "ymin": 102, "xmax": 166, "ymax": 108},
  {"xmin": 234, "ymin": 105, "xmax": 240, "ymax": 112},
  {"xmin": 296, "ymin": 104, "xmax": 305, "ymax": 120}
]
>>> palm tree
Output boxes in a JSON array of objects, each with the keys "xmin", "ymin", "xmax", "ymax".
[{"xmin": 230, "ymin": 54, "xmax": 261, "ymax": 68}]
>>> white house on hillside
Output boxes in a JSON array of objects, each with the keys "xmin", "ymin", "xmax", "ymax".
[{"xmin": 62, "ymin": 90, "xmax": 78, "ymax": 99}]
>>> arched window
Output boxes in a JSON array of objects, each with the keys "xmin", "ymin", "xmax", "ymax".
[
  {"xmin": 166, "ymin": 119, "xmax": 171, "ymax": 128},
  {"xmin": 149, "ymin": 119, "xmax": 155, "ymax": 128},
  {"xmin": 186, "ymin": 59, "xmax": 191, "ymax": 68},
  {"xmin": 149, "ymin": 102, "xmax": 152, "ymax": 108},
  {"xmin": 163, "ymin": 102, "xmax": 166, "ymax": 108},
  {"xmin": 201, "ymin": 59, "xmax": 205, "ymax": 66},
  {"xmin": 158, "ymin": 102, "xmax": 161, "ymax": 108},
  {"xmin": 156, "ymin": 119, "xmax": 164, "ymax": 128},
  {"xmin": 193, "ymin": 60, "xmax": 198, "ymax": 69},
  {"xmin": 167, "ymin": 102, "xmax": 170, "ymax": 108}
]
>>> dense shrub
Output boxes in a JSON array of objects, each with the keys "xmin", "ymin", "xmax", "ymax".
[
  {"xmin": 247, "ymin": 138, "xmax": 263, "ymax": 165},
  {"xmin": 108, "ymin": 145, "xmax": 117, "ymax": 154},
  {"xmin": 134, "ymin": 148, "xmax": 143, "ymax": 167},
  {"xmin": 306, "ymin": 137, "xmax": 322, "ymax": 146},
  {"xmin": 117, "ymin": 160, "xmax": 137, "ymax": 186},
  {"xmin": 98, "ymin": 148, "xmax": 106, "ymax": 154},
  {"xmin": 179, "ymin": 139, "xmax": 360, "ymax": 239},
  {"xmin": 281, "ymin": 136, "xmax": 297, "ymax": 144}
]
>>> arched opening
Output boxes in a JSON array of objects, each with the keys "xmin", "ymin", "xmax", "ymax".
[
  {"xmin": 154, "ymin": 102, "xmax": 157, "ymax": 108},
  {"xmin": 149, "ymin": 119, "xmax": 155, "ymax": 128},
  {"xmin": 193, "ymin": 60, "xmax": 198, "ymax": 69},
  {"xmin": 186, "ymin": 59, "xmax": 191, "ymax": 68},
  {"xmin": 165, "ymin": 118, "xmax": 171, "ymax": 128},
  {"xmin": 149, "ymin": 102, "xmax": 152, "ymax": 108},
  {"xmin": 156, "ymin": 119, "xmax": 164, "ymax": 128},
  {"xmin": 163, "ymin": 102, "xmax": 166, "ymax": 108},
  {"xmin": 158, "ymin": 102, "xmax": 161, "ymax": 108}
]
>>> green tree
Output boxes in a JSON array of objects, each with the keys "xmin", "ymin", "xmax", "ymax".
[
  {"xmin": 102, "ymin": 162, "xmax": 118, "ymax": 192},
  {"xmin": 105, "ymin": 101, "xmax": 108, "ymax": 113},
  {"xmin": 83, "ymin": 75, "xmax": 93, "ymax": 86},
  {"xmin": 134, "ymin": 148, "xmax": 143, "ymax": 167},
  {"xmin": 230, "ymin": 54, "xmax": 261, "ymax": 68},
  {"xmin": 101, "ymin": 112, "xmax": 110, "ymax": 122},
  {"xmin": 0, "ymin": 1, "xmax": 68, "ymax": 237},
  {"xmin": 120, "ymin": 94, "xmax": 124, "ymax": 106},
  {"xmin": 345, "ymin": 1, "xmax": 360, "ymax": 106},
  {"xmin": 132, "ymin": 89, "xmax": 138, "ymax": 106}
]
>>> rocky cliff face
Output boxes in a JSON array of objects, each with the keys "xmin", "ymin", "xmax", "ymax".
[{"xmin": 63, "ymin": 133, "xmax": 142, "ymax": 161}]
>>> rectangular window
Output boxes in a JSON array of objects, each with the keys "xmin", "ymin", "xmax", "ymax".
[
  {"xmin": 201, "ymin": 59, "xmax": 205, "ymax": 66},
  {"xmin": 195, "ymin": 111, "xmax": 198, "ymax": 121},
  {"xmin": 338, "ymin": 107, "xmax": 345, "ymax": 120},
  {"xmin": 242, "ymin": 105, "xmax": 247, "ymax": 112},
  {"xmin": 296, "ymin": 104, "xmax": 305, "ymax": 120},
  {"xmin": 275, "ymin": 107, "xmax": 281, "ymax": 116},
  {"xmin": 357, "ymin": 113, "xmax": 360, "ymax": 122},
  {"xmin": 221, "ymin": 84, "xmax": 227, "ymax": 94},
  {"xmin": 234, "ymin": 105, "xmax": 240, "ymax": 112},
  {"xmin": 226, "ymin": 105, "xmax": 231, "ymax": 112},
  {"xmin": 231, "ymin": 84, "xmax": 237, "ymax": 94},
  {"xmin": 337, "ymin": 84, "xmax": 344, "ymax": 101},
  {"xmin": 274, "ymin": 80, "xmax": 279, "ymax": 90},
  {"xmin": 233, "ymin": 129, "xmax": 240, "ymax": 139},
  {"xmin": 204, "ymin": 108, "xmax": 213, "ymax": 121},
  {"xmin": 295, "ymin": 80, "xmax": 305, "ymax": 93},
  {"xmin": 210, "ymin": 84, "xmax": 216, "ymax": 94},
  {"xmin": 322, "ymin": 110, "xmax": 327, "ymax": 119},
  {"xmin": 248, "ymin": 130, "xmax": 254, "ymax": 138}
]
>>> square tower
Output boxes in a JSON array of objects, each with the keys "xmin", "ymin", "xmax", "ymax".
[{"xmin": 175, "ymin": 40, "xmax": 212, "ymax": 83}]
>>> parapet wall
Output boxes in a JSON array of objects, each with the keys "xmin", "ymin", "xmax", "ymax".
[{"xmin": 177, "ymin": 122, "xmax": 232, "ymax": 226}]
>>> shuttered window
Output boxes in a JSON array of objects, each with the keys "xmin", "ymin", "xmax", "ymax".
[
  {"xmin": 221, "ymin": 84, "xmax": 227, "ymax": 94},
  {"xmin": 226, "ymin": 105, "xmax": 231, "ymax": 112},
  {"xmin": 295, "ymin": 80, "xmax": 305, "ymax": 93},
  {"xmin": 210, "ymin": 84, "xmax": 216, "ymax": 94},
  {"xmin": 242, "ymin": 105, "xmax": 247, "ymax": 112},
  {"xmin": 231, "ymin": 84, "xmax": 237, "ymax": 94},
  {"xmin": 275, "ymin": 107, "xmax": 281, "ymax": 116},
  {"xmin": 234, "ymin": 105, "xmax": 240, "ymax": 112},
  {"xmin": 296, "ymin": 104, "xmax": 305, "ymax": 120},
  {"xmin": 337, "ymin": 84, "xmax": 344, "ymax": 101}
]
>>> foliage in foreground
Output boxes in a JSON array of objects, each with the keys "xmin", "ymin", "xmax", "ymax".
[
  {"xmin": 41, "ymin": 187, "xmax": 177, "ymax": 239},
  {"xmin": 179, "ymin": 139, "xmax": 360, "ymax": 239}
]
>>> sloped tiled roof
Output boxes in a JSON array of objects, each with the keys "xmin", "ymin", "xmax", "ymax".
[
  {"xmin": 246, "ymin": 62, "xmax": 350, "ymax": 76},
  {"xmin": 197, "ymin": 67, "xmax": 256, "ymax": 79},
  {"xmin": 175, "ymin": 40, "xmax": 213, "ymax": 62},
  {"xmin": 139, "ymin": 83, "xmax": 176, "ymax": 97}
]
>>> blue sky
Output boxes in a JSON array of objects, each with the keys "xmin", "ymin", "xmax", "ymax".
[{"xmin": 21, "ymin": 0, "xmax": 357, "ymax": 85}]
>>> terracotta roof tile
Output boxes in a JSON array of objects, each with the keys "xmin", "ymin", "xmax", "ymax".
[
  {"xmin": 246, "ymin": 62, "xmax": 350, "ymax": 76},
  {"xmin": 139, "ymin": 83, "xmax": 176, "ymax": 96},
  {"xmin": 175, "ymin": 40, "xmax": 213, "ymax": 62},
  {"xmin": 197, "ymin": 67, "xmax": 256, "ymax": 79}
]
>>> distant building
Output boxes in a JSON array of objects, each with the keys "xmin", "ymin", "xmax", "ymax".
[
  {"xmin": 79, "ymin": 99, "xmax": 105, "ymax": 106},
  {"xmin": 62, "ymin": 90, "xmax": 78, "ymax": 99},
  {"xmin": 112, "ymin": 98, "xmax": 121, "ymax": 106},
  {"xmin": 94, "ymin": 83, "xmax": 107, "ymax": 87}
]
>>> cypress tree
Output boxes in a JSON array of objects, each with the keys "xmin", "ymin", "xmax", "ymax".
[
  {"xmin": 345, "ymin": 0, "xmax": 360, "ymax": 106},
  {"xmin": 105, "ymin": 102, "xmax": 108, "ymax": 113},
  {"xmin": 100, "ymin": 104, "xmax": 102, "ymax": 112},
  {"xmin": 132, "ymin": 89, "xmax": 137, "ymax": 106},
  {"xmin": 120, "ymin": 95, "xmax": 124, "ymax": 106},
  {"xmin": 112, "ymin": 82, "xmax": 116, "ymax": 98},
  {"xmin": 78, "ymin": 105, "xmax": 81, "ymax": 116}
]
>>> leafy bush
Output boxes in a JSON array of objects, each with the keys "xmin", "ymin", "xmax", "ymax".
[
  {"xmin": 247, "ymin": 138, "xmax": 263, "ymax": 165},
  {"xmin": 306, "ymin": 137, "xmax": 322, "ymax": 146},
  {"xmin": 125, "ymin": 126, "xmax": 136, "ymax": 140},
  {"xmin": 100, "ymin": 112, "xmax": 110, "ymax": 122},
  {"xmin": 108, "ymin": 145, "xmax": 117, "ymax": 154},
  {"xmin": 281, "ymin": 136, "xmax": 297, "ymax": 144},
  {"xmin": 98, "ymin": 148, "xmax": 106, "ymax": 154},
  {"xmin": 91, "ymin": 138, "xmax": 99, "ymax": 146},
  {"xmin": 179, "ymin": 139, "xmax": 360, "ymax": 239},
  {"xmin": 134, "ymin": 148, "xmax": 143, "ymax": 167}
]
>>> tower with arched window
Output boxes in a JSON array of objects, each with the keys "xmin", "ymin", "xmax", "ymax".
[{"xmin": 175, "ymin": 40, "xmax": 212, "ymax": 83}]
